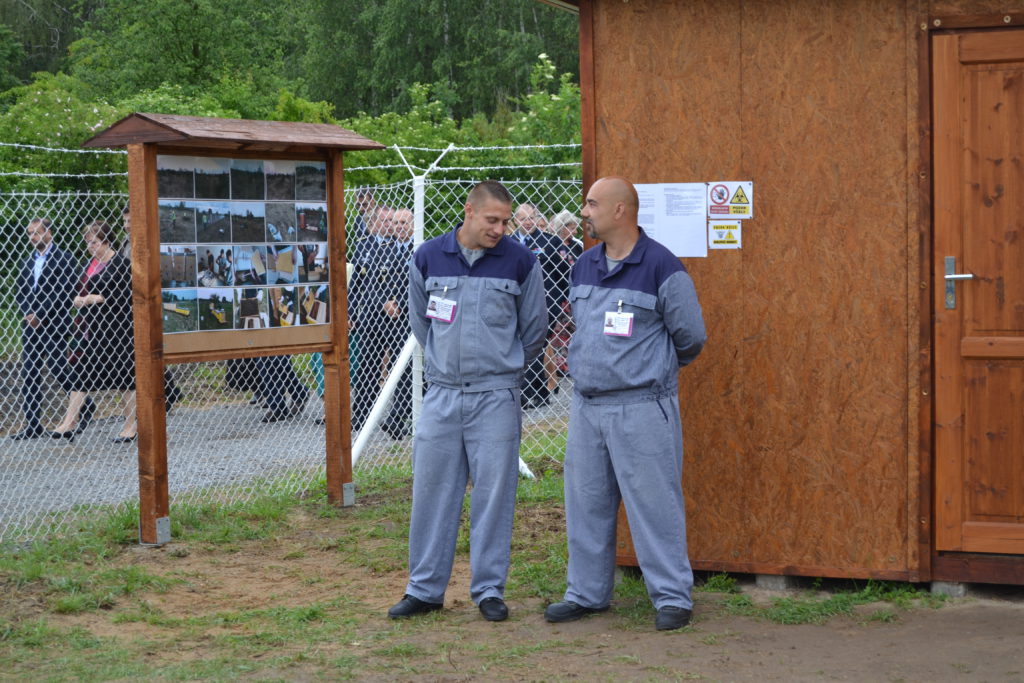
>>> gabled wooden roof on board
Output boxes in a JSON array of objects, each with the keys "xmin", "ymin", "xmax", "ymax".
[{"xmin": 83, "ymin": 112, "xmax": 384, "ymax": 154}]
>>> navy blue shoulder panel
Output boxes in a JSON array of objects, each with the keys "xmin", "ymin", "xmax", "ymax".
[
  {"xmin": 414, "ymin": 229, "xmax": 536, "ymax": 284},
  {"xmin": 571, "ymin": 231, "xmax": 686, "ymax": 296}
]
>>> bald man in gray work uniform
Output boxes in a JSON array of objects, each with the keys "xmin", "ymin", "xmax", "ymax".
[{"xmin": 545, "ymin": 177, "xmax": 706, "ymax": 631}]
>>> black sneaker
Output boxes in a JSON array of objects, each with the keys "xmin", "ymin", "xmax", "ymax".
[
  {"xmin": 478, "ymin": 597, "xmax": 508, "ymax": 622},
  {"xmin": 387, "ymin": 594, "xmax": 443, "ymax": 619},
  {"xmin": 654, "ymin": 606, "xmax": 691, "ymax": 631},
  {"xmin": 543, "ymin": 601, "xmax": 608, "ymax": 623}
]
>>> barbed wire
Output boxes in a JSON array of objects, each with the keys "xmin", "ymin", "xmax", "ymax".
[
  {"xmin": 0, "ymin": 141, "xmax": 127, "ymax": 154},
  {"xmin": 0, "ymin": 171, "xmax": 129, "ymax": 178}
]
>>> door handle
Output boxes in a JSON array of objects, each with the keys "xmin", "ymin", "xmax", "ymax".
[{"xmin": 944, "ymin": 256, "xmax": 973, "ymax": 309}]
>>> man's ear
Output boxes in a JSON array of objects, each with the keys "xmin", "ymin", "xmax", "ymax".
[{"xmin": 464, "ymin": 201, "xmax": 473, "ymax": 222}]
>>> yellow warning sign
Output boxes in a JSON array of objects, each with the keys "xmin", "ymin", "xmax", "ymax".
[
  {"xmin": 708, "ymin": 220, "xmax": 742, "ymax": 249},
  {"xmin": 730, "ymin": 186, "xmax": 749, "ymax": 205}
]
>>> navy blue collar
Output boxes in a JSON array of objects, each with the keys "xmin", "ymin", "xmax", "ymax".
[{"xmin": 585, "ymin": 227, "xmax": 651, "ymax": 277}]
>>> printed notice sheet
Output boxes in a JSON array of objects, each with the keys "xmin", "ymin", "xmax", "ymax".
[{"xmin": 635, "ymin": 183, "xmax": 708, "ymax": 258}]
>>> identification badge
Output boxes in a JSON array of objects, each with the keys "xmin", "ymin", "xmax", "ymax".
[
  {"xmin": 426, "ymin": 294, "xmax": 457, "ymax": 323},
  {"xmin": 603, "ymin": 311, "xmax": 634, "ymax": 337}
]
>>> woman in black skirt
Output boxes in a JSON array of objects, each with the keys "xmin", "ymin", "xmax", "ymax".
[{"xmin": 51, "ymin": 220, "xmax": 137, "ymax": 442}]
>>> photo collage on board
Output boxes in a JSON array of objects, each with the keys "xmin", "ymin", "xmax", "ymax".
[{"xmin": 157, "ymin": 156, "xmax": 330, "ymax": 333}]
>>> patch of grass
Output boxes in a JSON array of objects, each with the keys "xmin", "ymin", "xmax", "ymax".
[
  {"xmin": 721, "ymin": 594, "xmax": 758, "ymax": 617},
  {"xmin": 698, "ymin": 572, "xmax": 739, "ymax": 594}
]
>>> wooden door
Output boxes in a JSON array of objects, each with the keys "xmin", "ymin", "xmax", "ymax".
[{"xmin": 934, "ymin": 30, "xmax": 1024, "ymax": 554}]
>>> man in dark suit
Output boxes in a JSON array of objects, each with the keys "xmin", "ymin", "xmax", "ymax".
[
  {"xmin": 513, "ymin": 203, "xmax": 570, "ymax": 409},
  {"xmin": 11, "ymin": 218, "xmax": 79, "ymax": 439}
]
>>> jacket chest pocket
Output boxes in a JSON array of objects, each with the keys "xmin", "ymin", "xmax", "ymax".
[
  {"xmin": 424, "ymin": 276, "xmax": 460, "ymax": 320},
  {"xmin": 569, "ymin": 284, "xmax": 593, "ymax": 320},
  {"xmin": 480, "ymin": 279, "xmax": 520, "ymax": 326}
]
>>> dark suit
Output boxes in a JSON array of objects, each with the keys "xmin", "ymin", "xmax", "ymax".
[
  {"xmin": 517, "ymin": 229, "xmax": 570, "ymax": 406},
  {"xmin": 14, "ymin": 243, "xmax": 79, "ymax": 431},
  {"xmin": 66, "ymin": 254, "xmax": 135, "ymax": 391},
  {"xmin": 348, "ymin": 235, "xmax": 408, "ymax": 430}
]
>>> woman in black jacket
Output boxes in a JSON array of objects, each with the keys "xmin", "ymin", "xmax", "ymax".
[{"xmin": 51, "ymin": 220, "xmax": 137, "ymax": 442}]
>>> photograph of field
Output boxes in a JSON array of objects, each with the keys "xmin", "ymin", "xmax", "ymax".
[
  {"xmin": 161, "ymin": 289, "xmax": 198, "ymax": 333},
  {"xmin": 230, "ymin": 159, "xmax": 264, "ymax": 200},
  {"xmin": 265, "ymin": 160, "xmax": 297, "ymax": 200},
  {"xmin": 295, "ymin": 202, "xmax": 328, "ymax": 242},
  {"xmin": 295, "ymin": 161, "xmax": 326, "ymax": 201},
  {"xmin": 230, "ymin": 201, "xmax": 265, "ymax": 242},
  {"xmin": 158, "ymin": 200, "xmax": 197, "ymax": 243},
  {"xmin": 157, "ymin": 155, "xmax": 196, "ymax": 198},
  {"xmin": 159, "ymin": 246, "xmax": 198, "ymax": 288},
  {"xmin": 197, "ymin": 288, "xmax": 234, "ymax": 331},
  {"xmin": 194, "ymin": 157, "xmax": 230, "ymax": 199},
  {"xmin": 195, "ymin": 201, "xmax": 232, "ymax": 242}
]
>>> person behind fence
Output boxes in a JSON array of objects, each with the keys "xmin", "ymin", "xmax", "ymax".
[
  {"xmin": 387, "ymin": 180, "xmax": 547, "ymax": 623},
  {"xmin": 348, "ymin": 205, "xmax": 399, "ymax": 431},
  {"xmin": 256, "ymin": 354, "xmax": 309, "ymax": 423},
  {"xmin": 11, "ymin": 218, "xmax": 81, "ymax": 440},
  {"xmin": 51, "ymin": 220, "xmax": 139, "ymax": 443},
  {"xmin": 544, "ymin": 177, "xmax": 706, "ymax": 632},
  {"xmin": 381, "ymin": 207, "xmax": 415, "ymax": 438},
  {"xmin": 513, "ymin": 203, "xmax": 569, "ymax": 409},
  {"xmin": 121, "ymin": 206, "xmax": 181, "ymax": 412}
]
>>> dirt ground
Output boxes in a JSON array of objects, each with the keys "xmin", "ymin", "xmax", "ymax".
[{"xmin": 25, "ymin": 504, "xmax": 1024, "ymax": 682}]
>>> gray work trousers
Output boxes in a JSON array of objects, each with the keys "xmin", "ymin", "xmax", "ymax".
[
  {"xmin": 405, "ymin": 384, "xmax": 522, "ymax": 605},
  {"xmin": 563, "ymin": 392, "xmax": 693, "ymax": 610}
]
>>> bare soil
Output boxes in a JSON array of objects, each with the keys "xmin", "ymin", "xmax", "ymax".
[{"xmin": 20, "ymin": 504, "xmax": 1024, "ymax": 682}]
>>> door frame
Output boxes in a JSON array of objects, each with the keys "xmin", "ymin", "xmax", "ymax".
[{"xmin": 924, "ymin": 14, "xmax": 1024, "ymax": 585}]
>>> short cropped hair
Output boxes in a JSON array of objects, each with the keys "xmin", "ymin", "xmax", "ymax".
[
  {"xmin": 467, "ymin": 180, "xmax": 513, "ymax": 207},
  {"xmin": 27, "ymin": 217, "xmax": 52, "ymax": 230}
]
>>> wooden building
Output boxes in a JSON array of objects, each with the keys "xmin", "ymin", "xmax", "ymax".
[{"xmin": 541, "ymin": 0, "xmax": 1024, "ymax": 586}]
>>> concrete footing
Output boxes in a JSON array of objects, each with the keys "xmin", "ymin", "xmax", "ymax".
[
  {"xmin": 755, "ymin": 574, "xmax": 798, "ymax": 591},
  {"xmin": 930, "ymin": 581, "xmax": 968, "ymax": 598}
]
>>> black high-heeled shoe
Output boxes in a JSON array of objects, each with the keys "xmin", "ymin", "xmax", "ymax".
[
  {"xmin": 50, "ymin": 430, "xmax": 75, "ymax": 442},
  {"xmin": 112, "ymin": 434, "xmax": 137, "ymax": 444},
  {"xmin": 75, "ymin": 397, "xmax": 96, "ymax": 435}
]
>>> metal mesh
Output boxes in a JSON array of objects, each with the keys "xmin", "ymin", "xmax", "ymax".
[{"xmin": 1, "ymin": 165, "xmax": 583, "ymax": 544}]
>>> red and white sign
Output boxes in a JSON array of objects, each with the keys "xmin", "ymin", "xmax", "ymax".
[{"xmin": 707, "ymin": 181, "xmax": 753, "ymax": 219}]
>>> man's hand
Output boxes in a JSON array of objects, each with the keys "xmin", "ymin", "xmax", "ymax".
[
  {"xmin": 24, "ymin": 313, "xmax": 40, "ymax": 328},
  {"xmin": 383, "ymin": 300, "xmax": 402, "ymax": 319}
]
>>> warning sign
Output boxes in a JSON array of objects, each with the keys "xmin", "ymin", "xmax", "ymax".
[
  {"xmin": 709, "ymin": 220, "xmax": 742, "ymax": 249},
  {"xmin": 707, "ymin": 181, "xmax": 753, "ymax": 219}
]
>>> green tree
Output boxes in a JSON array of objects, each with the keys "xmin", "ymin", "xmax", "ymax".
[{"xmin": 0, "ymin": 24, "xmax": 27, "ymax": 94}]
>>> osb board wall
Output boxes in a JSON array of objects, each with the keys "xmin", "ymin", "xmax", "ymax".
[{"xmin": 595, "ymin": 0, "xmax": 924, "ymax": 578}]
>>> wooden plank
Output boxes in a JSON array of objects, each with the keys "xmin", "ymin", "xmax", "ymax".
[
  {"xmin": 914, "ymin": 4, "xmax": 934, "ymax": 582},
  {"xmin": 929, "ymin": 13, "xmax": 1024, "ymax": 30},
  {"xmin": 578, "ymin": 0, "xmax": 596, "ymax": 210},
  {"xmin": 323, "ymin": 150, "xmax": 353, "ymax": 505},
  {"xmin": 163, "ymin": 325, "xmax": 331, "ymax": 358},
  {"xmin": 960, "ymin": 29, "xmax": 1024, "ymax": 63},
  {"xmin": 165, "ymin": 343, "xmax": 333, "ymax": 366},
  {"xmin": 932, "ymin": 552, "xmax": 1024, "ymax": 584},
  {"xmin": 690, "ymin": 559, "xmax": 913, "ymax": 583},
  {"xmin": 128, "ymin": 143, "xmax": 170, "ymax": 545},
  {"xmin": 932, "ymin": 32, "xmax": 964, "ymax": 552},
  {"xmin": 961, "ymin": 336, "xmax": 1024, "ymax": 358}
]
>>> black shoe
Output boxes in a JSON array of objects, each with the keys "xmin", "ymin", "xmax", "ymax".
[
  {"xmin": 655, "ymin": 606, "xmax": 692, "ymax": 631},
  {"xmin": 49, "ymin": 430, "xmax": 75, "ymax": 443},
  {"xmin": 478, "ymin": 597, "xmax": 508, "ymax": 622},
  {"xmin": 544, "ymin": 601, "xmax": 608, "ymax": 623},
  {"xmin": 10, "ymin": 426, "xmax": 44, "ymax": 440},
  {"xmin": 261, "ymin": 410, "xmax": 289, "ymax": 423},
  {"xmin": 75, "ymin": 398, "xmax": 96, "ymax": 435},
  {"xmin": 387, "ymin": 594, "xmax": 443, "ymax": 619},
  {"xmin": 112, "ymin": 434, "xmax": 137, "ymax": 444}
]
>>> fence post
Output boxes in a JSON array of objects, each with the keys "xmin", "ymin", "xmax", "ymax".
[{"xmin": 411, "ymin": 174, "xmax": 425, "ymax": 431}]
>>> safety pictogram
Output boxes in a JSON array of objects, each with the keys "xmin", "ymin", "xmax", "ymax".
[{"xmin": 707, "ymin": 181, "xmax": 753, "ymax": 219}]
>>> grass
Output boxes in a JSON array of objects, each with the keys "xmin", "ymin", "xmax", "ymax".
[{"xmin": 0, "ymin": 467, "xmax": 956, "ymax": 680}]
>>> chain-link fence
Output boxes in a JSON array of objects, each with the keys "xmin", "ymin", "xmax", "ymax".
[{"xmin": 1, "ymin": 145, "xmax": 582, "ymax": 544}]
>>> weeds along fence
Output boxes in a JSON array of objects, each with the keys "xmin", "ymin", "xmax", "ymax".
[{"xmin": 0, "ymin": 142, "xmax": 582, "ymax": 544}]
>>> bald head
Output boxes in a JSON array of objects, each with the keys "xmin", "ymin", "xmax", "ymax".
[{"xmin": 581, "ymin": 176, "xmax": 641, "ymax": 247}]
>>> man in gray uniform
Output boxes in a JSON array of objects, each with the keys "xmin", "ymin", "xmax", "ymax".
[
  {"xmin": 388, "ymin": 181, "xmax": 547, "ymax": 622},
  {"xmin": 544, "ymin": 176, "xmax": 706, "ymax": 631}
]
